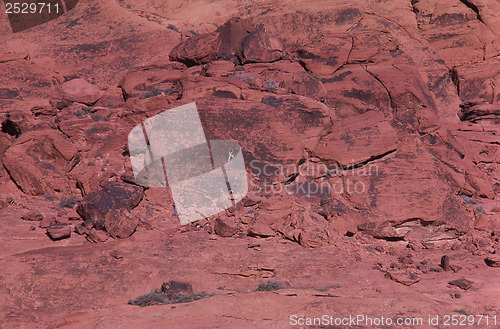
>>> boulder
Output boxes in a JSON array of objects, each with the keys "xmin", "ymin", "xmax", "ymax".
[
  {"xmin": 217, "ymin": 18, "xmax": 252, "ymax": 58},
  {"xmin": 76, "ymin": 182, "xmax": 144, "ymax": 238},
  {"xmin": 2, "ymin": 130, "xmax": 78, "ymax": 195},
  {"xmin": 169, "ymin": 31, "xmax": 220, "ymax": 66},
  {"xmin": 104, "ymin": 209, "xmax": 138, "ymax": 239},
  {"xmin": 280, "ymin": 210, "xmax": 331, "ymax": 248},
  {"xmin": 169, "ymin": 18, "xmax": 284, "ymax": 66}
]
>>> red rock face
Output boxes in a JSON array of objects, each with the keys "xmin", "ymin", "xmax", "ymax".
[{"xmin": 0, "ymin": 0, "xmax": 499, "ymax": 327}]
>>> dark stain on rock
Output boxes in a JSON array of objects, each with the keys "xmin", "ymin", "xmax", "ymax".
[
  {"xmin": 342, "ymin": 89, "xmax": 374, "ymax": 103},
  {"xmin": 212, "ymin": 90, "xmax": 238, "ymax": 99},
  {"xmin": 321, "ymin": 71, "xmax": 352, "ymax": 83},
  {"xmin": 0, "ymin": 88, "xmax": 20, "ymax": 99},
  {"xmin": 431, "ymin": 13, "xmax": 471, "ymax": 26},
  {"xmin": 334, "ymin": 8, "xmax": 361, "ymax": 25}
]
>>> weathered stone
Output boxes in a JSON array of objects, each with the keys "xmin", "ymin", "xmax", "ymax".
[
  {"xmin": 74, "ymin": 224, "xmax": 89, "ymax": 236},
  {"xmin": 118, "ymin": 65, "xmax": 184, "ymax": 100},
  {"xmin": 2, "ymin": 130, "xmax": 78, "ymax": 195},
  {"xmin": 240, "ymin": 29, "xmax": 284, "ymax": 64},
  {"xmin": 76, "ymin": 182, "xmax": 144, "ymax": 230},
  {"xmin": 86, "ymin": 228, "xmax": 109, "ymax": 243},
  {"xmin": 169, "ymin": 31, "xmax": 220, "ymax": 66},
  {"xmin": 313, "ymin": 110, "xmax": 398, "ymax": 168},
  {"xmin": 449, "ymin": 279, "xmax": 473, "ymax": 290},
  {"xmin": 161, "ymin": 281, "xmax": 193, "ymax": 300},
  {"xmin": 386, "ymin": 271, "xmax": 421, "ymax": 286},
  {"xmin": 22, "ymin": 212, "xmax": 43, "ymax": 221},
  {"xmin": 296, "ymin": 37, "xmax": 351, "ymax": 77},
  {"xmin": 247, "ymin": 222, "xmax": 275, "ymax": 238},
  {"xmin": 104, "ymin": 209, "xmax": 138, "ymax": 239},
  {"xmin": 62, "ymin": 78, "xmax": 102, "ymax": 105},
  {"xmin": 214, "ymin": 217, "xmax": 239, "ymax": 237},
  {"xmin": 46, "ymin": 223, "xmax": 71, "ymax": 240},
  {"xmin": 484, "ymin": 256, "xmax": 500, "ymax": 268},
  {"xmin": 39, "ymin": 217, "xmax": 56, "ymax": 229},
  {"xmin": 440, "ymin": 255, "xmax": 451, "ymax": 271},
  {"xmin": 31, "ymin": 105, "xmax": 58, "ymax": 116},
  {"xmin": 217, "ymin": 18, "xmax": 252, "ymax": 58},
  {"xmin": 109, "ymin": 250, "xmax": 124, "ymax": 259}
]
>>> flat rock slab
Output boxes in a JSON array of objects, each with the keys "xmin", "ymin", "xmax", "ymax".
[
  {"xmin": 247, "ymin": 222, "xmax": 275, "ymax": 238},
  {"xmin": 386, "ymin": 271, "xmax": 421, "ymax": 286},
  {"xmin": 62, "ymin": 78, "xmax": 102, "ymax": 105},
  {"xmin": 449, "ymin": 279, "xmax": 474, "ymax": 290}
]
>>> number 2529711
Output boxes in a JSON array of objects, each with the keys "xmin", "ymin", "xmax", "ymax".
[{"xmin": 5, "ymin": 3, "xmax": 60, "ymax": 14}]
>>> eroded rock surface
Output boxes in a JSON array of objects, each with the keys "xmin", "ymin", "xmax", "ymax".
[{"xmin": 0, "ymin": 0, "xmax": 499, "ymax": 327}]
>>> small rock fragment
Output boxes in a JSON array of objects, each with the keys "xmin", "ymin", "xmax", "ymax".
[
  {"xmin": 22, "ymin": 212, "xmax": 43, "ymax": 221},
  {"xmin": 74, "ymin": 224, "xmax": 89, "ymax": 235},
  {"xmin": 31, "ymin": 105, "xmax": 58, "ymax": 116},
  {"xmin": 214, "ymin": 217, "xmax": 239, "ymax": 237},
  {"xmin": 46, "ymin": 223, "xmax": 71, "ymax": 240},
  {"xmin": 440, "ymin": 255, "xmax": 451, "ymax": 271},
  {"xmin": 484, "ymin": 256, "xmax": 500, "ymax": 267},
  {"xmin": 110, "ymin": 250, "xmax": 123, "ymax": 259},
  {"xmin": 417, "ymin": 265, "xmax": 429, "ymax": 274},
  {"xmin": 86, "ymin": 228, "xmax": 109, "ymax": 243},
  {"xmin": 386, "ymin": 271, "xmax": 421, "ymax": 286},
  {"xmin": 39, "ymin": 217, "xmax": 56, "ymax": 228},
  {"xmin": 66, "ymin": 209, "xmax": 81, "ymax": 221},
  {"xmin": 161, "ymin": 281, "xmax": 193, "ymax": 299},
  {"xmin": 449, "ymin": 279, "xmax": 473, "ymax": 290}
]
